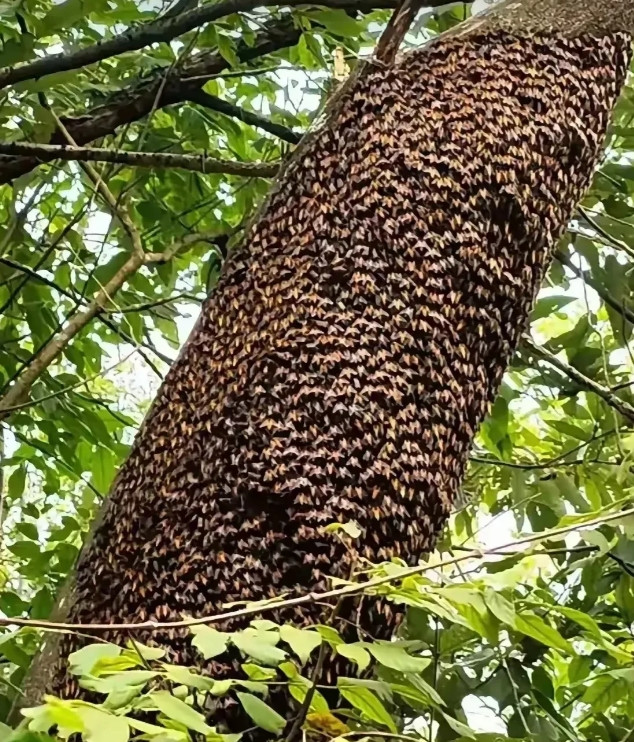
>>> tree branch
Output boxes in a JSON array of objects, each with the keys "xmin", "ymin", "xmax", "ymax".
[
  {"xmin": 50, "ymin": 107, "xmax": 145, "ymax": 258},
  {"xmin": 525, "ymin": 338, "xmax": 634, "ymax": 422},
  {"xmin": 577, "ymin": 206, "xmax": 634, "ymax": 260},
  {"xmin": 374, "ymin": 0, "xmax": 423, "ymax": 64},
  {"xmin": 0, "ymin": 255, "xmax": 168, "ymax": 376},
  {"xmin": 0, "ymin": 16, "xmax": 301, "ymax": 185},
  {"xmin": 0, "ymin": 232, "xmax": 215, "ymax": 419},
  {"xmin": 186, "ymin": 89, "xmax": 301, "ymax": 144},
  {"xmin": 0, "ymin": 0, "xmax": 403, "ymax": 92},
  {"xmin": 0, "ymin": 141, "xmax": 280, "ymax": 177}
]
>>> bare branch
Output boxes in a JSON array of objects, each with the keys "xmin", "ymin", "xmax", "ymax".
[
  {"xmin": 374, "ymin": 0, "xmax": 423, "ymax": 64},
  {"xmin": 50, "ymin": 108, "xmax": 145, "ymax": 258},
  {"xmin": 0, "ymin": 141, "xmax": 280, "ymax": 177},
  {"xmin": 186, "ymin": 89, "xmax": 301, "ymax": 143}
]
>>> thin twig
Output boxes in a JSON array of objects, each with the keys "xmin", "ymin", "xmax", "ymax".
[
  {"xmin": 47, "ymin": 107, "xmax": 145, "ymax": 258},
  {"xmin": 555, "ymin": 249, "xmax": 634, "ymax": 326},
  {"xmin": 0, "ymin": 142, "xmax": 280, "ymax": 178},
  {"xmin": 525, "ymin": 338, "xmax": 634, "ymax": 422},
  {"xmin": 577, "ymin": 206, "xmax": 634, "ymax": 260},
  {"xmin": 1, "ymin": 503, "xmax": 633, "ymax": 633},
  {"xmin": 187, "ymin": 89, "xmax": 301, "ymax": 144},
  {"xmin": 0, "ymin": 232, "xmax": 214, "ymax": 417}
]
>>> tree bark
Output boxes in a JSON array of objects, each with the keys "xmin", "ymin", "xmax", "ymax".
[{"xmin": 28, "ymin": 0, "xmax": 633, "ymax": 729}]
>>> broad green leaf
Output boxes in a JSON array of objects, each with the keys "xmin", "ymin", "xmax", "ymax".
[
  {"xmin": 439, "ymin": 711, "xmax": 476, "ymax": 740},
  {"xmin": 308, "ymin": 9, "xmax": 363, "ymax": 37},
  {"xmin": 483, "ymin": 590, "xmax": 516, "ymax": 628},
  {"xmin": 514, "ymin": 613, "xmax": 573, "ymax": 654},
  {"xmin": 124, "ymin": 642, "xmax": 165, "ymax": 661},
  {"xmin": 367, "ymin": 643, "xmax": 430, "ymax": 673},
  {"xmin": 210, "ymin": 680, "xmax": 234, "ymax": 696},
  {"xmin": 279, "ymin": 625, "xmax": 322, "ymax": 664},
  {"xmin": 127, "ymin": 718, "xmax": 188, "ymax": 742},
  {"xmin": 337, "ymin": 680, "xmax": 397, "ymax": 731},
  {"xmin": 581, "ymin": 675, "xmax": 627, "ymax": 713},
  {"xmin": 336, "ymin": 643, "xmax": 371, "ymax": 671},
  {"xmin": 190, "ymin": 626, "xmax": 229, "ymax": 659},
  {"xmin": 236, "ymin": 693, "xmax": 286, "ymax": 735},
  {"xmin": 232, "ymin": 629, "xmax": 287, "ymax": 666},
  {"xmin": 243, "ymin": 664, "xmax": 277, "ymax": 680},
  {"xmin": 162, "ymin": 665, "xmax": 215, "ymax": 690},
  {"xmin": 74, "ymin": 706, "xmax": 129, "ymax": 742},
  {"xmin": 68, "ymin": 644, "xmax": 121, "ymax": 677},
  {"xmin": 149, "ymin": 691, "xmax": 212, "ymax": 734},
  {"xmin": 80, "ymin": 670, "xmax": 157, "ymax": 693}
]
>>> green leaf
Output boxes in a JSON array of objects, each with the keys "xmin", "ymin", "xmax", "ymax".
[
  {"xmin": 15, "ymin": 522, "xmax": 38, "ymax": 540},
  {"xmin": 243, "ymin": 664, "xmax": 277, "ymax": 680},
  {"xmin": 68, "ymin": 644, "xmax": 121, "ymax": 676},
  {"xmin": 315, "ymin": 626, "xmax": 343, "ymax": 646},
  {"xmin": 123, "ymin": 642, "xmax": 165, "ymax": 661},
  {"xmin": 323, "ymin": 521, "xmax": 362, "ymax": 538},
  {"xmin": 336, "ymin": 643, "xmax": 371, "ymax": 671},
  {"xmin": 236, "ymin": 693, "xmax": 286, "ymax": 735},
  {"xmin": 74, "ymin": 706, "xmax": 129, "ymax": 742},
  {"xmin": 163, "ymin": 665, "xmax": 215, "ymax": 690},
  {"xmin": 483, "ymin": 590, "xmax": 516, "ymax": 628},
  {"xmin": 232, "ymin": 629, "xmax": 287, "ymax": 666},
  {"xmin": 210, "ymin": 680, "xmax": 234, "ymax": 696},
  {"xmin": 580, "ymin": 528, "xmax": 614, "ymax": 555},
  {"xmin": 554, "ymin": 607, "xmax": 602, "ymax": 640},
  {"xmin": 514, "ymin": 613, "xmax": 573, "ymax": 654},
  {"xmin": 308, "ymin": 9, "xmax": 363, "ymax": 37},
  {"xmin": 80, "ymin": 670, "xmax": 157, "ymax": 694},
  {"xmin": 279, "ymin": 625, "xmax": 322, "ymax": 664},
  {"xmin": 150, "ymin": 691, "xmax": 212, "ymax": 735},
  {"xmin": 581, "ymin": 675, "xmax": 627, "ymax": 713},
  {"xmin": 7, "ymin": 466, "xmax": 26, "ymax": 500},
  {"xmin": 337, "ymin": 680, "xmax": 397, "ymax": 731},
  {"xmin": 530, "ymin": 295, "xmax": 576, "ymax": 321},
  {"xmin": 367, "ymin": 643, "xmax": 430, "ymax": 673},
  {"xmin": 127, "ymin": 718, "xmax": 188, "ymax": 741},
  {"xmin": 190, "ymin": 626, "xmax": 229, "ymax": 659},
  {"xmin": 439, "ymin": 711, "xmax": 476, "ymax": 740}
]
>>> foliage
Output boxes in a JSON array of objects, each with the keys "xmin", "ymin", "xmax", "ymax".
[{"xmin": 1, "ymin": 0, "xmax": 634, "ymax": 739}]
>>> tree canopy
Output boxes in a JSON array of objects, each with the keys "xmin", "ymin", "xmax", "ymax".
[{"xmin": 2, "ymin": 1, "xmax": 634, "ymax": 741}]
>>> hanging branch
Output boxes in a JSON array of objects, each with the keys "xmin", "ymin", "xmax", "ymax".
[{"xmin": 0, "ymin": 141, "xmax": 280, "ymax": 178}]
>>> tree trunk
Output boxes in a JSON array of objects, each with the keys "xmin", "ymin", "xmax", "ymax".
[{"xmin": 31, "ymin": 0, "xmax": 633, "ymax": 725}]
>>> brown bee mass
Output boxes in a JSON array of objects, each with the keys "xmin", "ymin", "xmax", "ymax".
[{"xmin": 48, "ymin": 23, "xmax": 630, "ymax": 731}]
